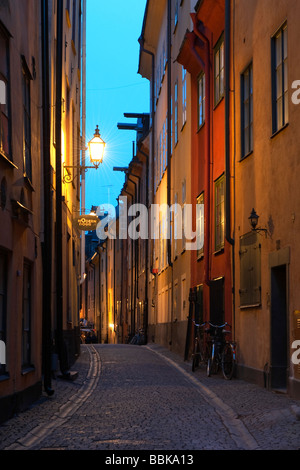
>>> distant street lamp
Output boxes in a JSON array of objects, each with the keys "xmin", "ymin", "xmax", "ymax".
[{"xmin": 63, "ymin": 125, "xmax": 105, "ymax": 183}]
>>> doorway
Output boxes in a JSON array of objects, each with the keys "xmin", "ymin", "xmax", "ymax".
[{"xmin": 270, "ymin": 265, "xmax": 288, "ymax": 391}]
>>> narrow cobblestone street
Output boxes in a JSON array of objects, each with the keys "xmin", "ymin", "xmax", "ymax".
[{"xmin": 0, "ymin": 343, "xmax": 299, "ymax": 453}]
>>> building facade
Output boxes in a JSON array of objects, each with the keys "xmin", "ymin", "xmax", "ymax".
[
  {"xmin": 138, "ymin": 0, "xmax": 198, "ymax": 356},
  {"xmin": 233, "ymin": 0, "xmax": 300, "ymax": 398},
  {"xmin": 0, "ymin": 0, "xmax": 44, "ymax": 423},
  {"xmin": 0, "ymin": 0, "xmax": 85, "ymax": 423}
]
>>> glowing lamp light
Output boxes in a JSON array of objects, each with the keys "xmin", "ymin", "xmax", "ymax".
[{"xmin": 88, "ymin": 125, "xmax": 106, "ymax": 168}]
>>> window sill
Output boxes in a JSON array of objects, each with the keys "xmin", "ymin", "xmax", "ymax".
[
  {"xmin": 71, "ymin": 40, "xmax": 77, "ymax": 56},
  {"xmin": 239, "ymin": 150, "xmax": 253, "ymax": 162},
  {"xmin": 0, "ymin": 151, "xmax": 18, "ymax": 169},
  {"xmin": 66, "ymin": 9, "xmax": 71, "ymax": 28},
  {"xmin": 21, "ymin": 366, "xmax": 35, "ymax": 376},
  {"xmin": 271, "ymin": 122, "xmax": 289, "ymax": 139},
  {"xmin": 197, "ymin": 122, "xmax": 205, "ymax": 133},
  {"xmin": 24, "ymin": 175, "xmax": 35, "ymax": 192},
  {"xmin": 239, "ymin": 303, "xmax": 261, "ymax": 310},
  {"xmin": 213, "ymin": 95, "xmax": 224, "ymax": 111},
  {"xmin": 214, "ymin": 247, "xmax": 224, "ymax": 256},
  {"xmin": 0, "ymin": 372, "xmax": 9, "ymax": 382}
]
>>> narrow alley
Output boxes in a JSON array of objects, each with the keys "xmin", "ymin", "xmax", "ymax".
[{"xmin": 0, "ymin": 344, "xmax": 299, "ymax": 452}]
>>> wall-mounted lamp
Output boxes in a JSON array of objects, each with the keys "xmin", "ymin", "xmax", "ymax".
[
  {"xmin": 249, "ymin": 208, "xmax": 271, "ymax": 238},
  {"xmin": 63, "ymin": 125, "xmax": 105, "ymax": 184}
]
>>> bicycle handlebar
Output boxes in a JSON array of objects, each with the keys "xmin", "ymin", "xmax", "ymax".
[
  {"xmin": 192, "ymin": 320, "xmax": 207, "ymax": 328},
  {"xmin": 208, "ymin": 322, "xmax": 232, "ymax": 329}
]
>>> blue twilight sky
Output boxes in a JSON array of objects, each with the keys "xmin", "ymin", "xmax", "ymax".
[{"xmin": 84, "ymin": 0, "xmax": 149, "ymax": 213}]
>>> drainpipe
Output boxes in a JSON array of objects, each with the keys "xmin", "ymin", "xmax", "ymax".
[
  {"xmin": 55, "ymin": 0, "xmax": 69, "ymax": 376},
  {"xmin": 225, "ymin": 0, "xmax": 234, "ymax": 247},
  {"xmin": 137, "ymin": 142, "xmax": 149, "ymax": 343},
  {"xmin": 191, "ymin": 14, "xmax": 211, "ymax": 287},
  {"xmin": 225, "ymin": 0, "xmax": 236, "ymax": 336},
  {"xmin": 127, "ymin": 175, "xmax": 138, "ymax": 335},
  {"xmin": 80, "ymin": 0, "xmax": 87, "ymax": 286},
  {"xmin": 138, "ymin": 37, "xmax": 155, "ymax": 206},
  {"xmin": 41, "ymin": 0, "xmax": 54, "ymax": 396},
  {"xmin": 167, "ymin": 0, "xmax": 172, "ymax": 268},
  {"xmin": 122, "ymin": 188, "xmax": 134, "ymax": 338}
]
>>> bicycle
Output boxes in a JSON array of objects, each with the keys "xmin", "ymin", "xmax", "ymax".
[
  {"xmin": 206, "ymin": 322, "xmax": 236, "ymax": 380},
  {"xmin": 191, "ymin": 321, "xmax": 209, "ymax": 372}
]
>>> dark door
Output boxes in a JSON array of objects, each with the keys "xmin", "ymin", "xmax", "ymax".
[
  {"xmin": 271, "ymin": 265, "xmax": 288, "ymax": 390},
  {"xmin": 210, "ymin": 277, "xmax": 224, "ymax": 325}
]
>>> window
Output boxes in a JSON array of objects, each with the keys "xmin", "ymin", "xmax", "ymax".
[
  {"xmin": 174, "ymin": 192, "xmax": 179, "ymax": 256},
  {"xmin": 22, "ymin": 262, "xmax": 32, "ymax": 369},
  {"xmin": 0, "ymin": 25, "xmax": 11, "ymax": 159},
  {"xmin": 272, "ymin": 23, "xmax": 288, "ymax": 133},
  {"xmin": 239, "ymin": 232, "xmax": 261, "ymax": 307},
  {"xmin": 241, "ymin": 63, "xmax": 253, "ymax": 157},
  {"xmin": 215, "ymin": 175, "xmax": 225, "ymax": 251},
  {"xmin": 182, "ymin": 66, "xmax": 187, "ymax": 126},
  {"xmin": 72, "ymin": 0, "xmax": 77, "ymax": 46},
  {"xmin": 182, "ymin": 179, "xmax": 186, "ymax": 251},
  {"xmin": 22, "ymin": 63, "xmax": 32, "ymax": 182},
  {"xmin": 214, "ymin": 37, "xmax": 224, "ymax": 105},
  {"xmin": 174, "ymin": 0, "xmax": 179, "ymax": 30},
  {"xmin": 198, "ymin": 73, "xmax": 205, "ymax": 128},
  {"xmin": 174, "ymin": 80, "xmax": 178, "ymax": 145},
  {"xmin": 0, "ymin": 250, "xmax": 7, "ymax": 375},
  {"xmin": 196, "ymin": 193, "xmax": 204, "ymax": 258}
]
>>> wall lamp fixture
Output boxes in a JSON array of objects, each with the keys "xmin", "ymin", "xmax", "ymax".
[
  {"xmin": 249, "ymin": 208, "xmax": 271, "ymax": 238},
  {"xmin": 63, "ymin": 125, "xmax": 105, "ymax": 184}
]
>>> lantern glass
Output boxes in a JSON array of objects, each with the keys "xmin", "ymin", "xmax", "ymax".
[
  {"xmin": 249, "ymin": 209, "xmax": 259, "ymax": 230},
  {"xmin": 88, "ymin": 126, "xmax": 105, "ymax": 166}
]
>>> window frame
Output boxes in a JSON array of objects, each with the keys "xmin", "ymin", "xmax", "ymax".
[
  {"xmin": 214, "ymin": 175, "xmax": 225, "ymax": 252},
  {"xmin": 241, "ymin": 62, "xmax": 253, "ymax": 159},
  {"xmin": 271, "ymin": 22, "xmax": 288, "ymax": 135},
  {"xmin": 0, "ymin": 23, "xmax": 12, "ymax": 163},
  {"xmin": 214, "ymin": 35, "xmax": 225, "ymax": 106},
  {"xmin": 174, "ymin": 80, "xmax": 178, "ymax": 145},
  {"xmin": 22, "ymin": 260, "xmax": 32, "ymax": 370},
  {"xmin": 198, "ymin": 72, "xmax": 205, "ymax": 129},
  {"xmin": 196, "ymin": 192, "xmax": 204, "ymax": 259},
  {"xmin": 22, "ymin": 58, "xmax": 33, "ymax": 184},
  {"xmin": 182, "ymin": 66, "xmax": 187, "ymax": 127},
  {"xmin": 0, "ymin": 249, "xmax": 7, "ymax": 376}
]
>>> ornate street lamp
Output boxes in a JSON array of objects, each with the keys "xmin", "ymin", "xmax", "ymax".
[
  {"xmin": 249, "ymin": 208, "xmax": 270, "ymax": 238},
  {"xmin": 88, "ymin": 125, "xmax": 106, "ymax": 167},
  {"xmin": 63, "ymin": 125, "xmax": 105, "ymax": 183},
  {"xmin": 249, "ymin": 208, "xmax": 259, "ymax": 231}
]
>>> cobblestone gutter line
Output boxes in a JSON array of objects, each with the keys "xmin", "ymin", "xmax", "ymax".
[
  {"xmin": 146, "ymin": 345, "xmax": 259, "ymax": 450},
  {"xmin": 5, "ymin": 346, "xmax": 101, "ymax": 450}
]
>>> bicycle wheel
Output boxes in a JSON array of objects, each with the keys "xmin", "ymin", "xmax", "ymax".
[
  {"xmin": 192, "ymin": 339, "xmax": 200, "ymax": 372},
  {"xmin": 207, "ymin": 343, "xmax": 217, "ymax": 377},
  {"xmin": 222, "ymin": 343, "xmax": 235, "ymax": 380}
]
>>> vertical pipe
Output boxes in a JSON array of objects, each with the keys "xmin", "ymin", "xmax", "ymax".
[
  {"xmin": 167, "ymin": 0, "xmax": 172, "ymax": 268},
  {"xmin": 41, "ymin": 0, "xmax": 54, "ymax": 396},
  {"xmin": 55, "ymin": 0, "xmax": 67, "ymax": 374},
  {"xmin": 191, "ymin": 15, "xmax": 211, "ymax": 288},
  {"xmin": 225, "ymin": 0, "xmax": 234, "ymax": 247},
  {"xmin": 80, "ymin": 0, "xmax": 87, "ymax": 284}
]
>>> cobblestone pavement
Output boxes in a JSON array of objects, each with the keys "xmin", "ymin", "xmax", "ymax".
[{"xmin": 0, "ymin": 343, "xmax": 299, "ymax": 452}]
